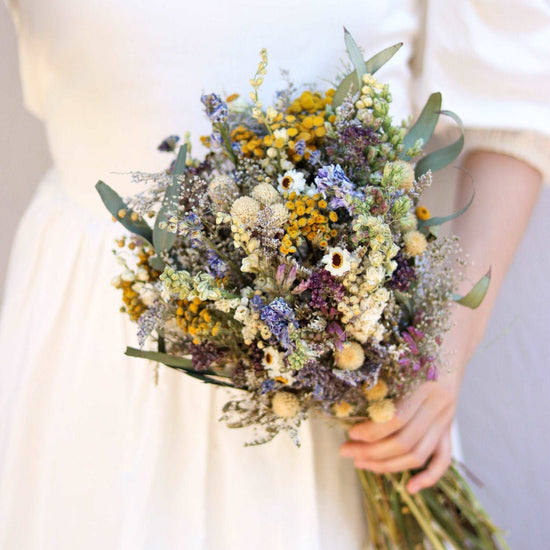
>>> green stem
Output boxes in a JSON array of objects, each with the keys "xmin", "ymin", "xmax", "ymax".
[
  {"xmin": 219, "ymin": 125, "xmax": 238, "ymax": 165},
  {"xmin": 390, "ymin": 474, "xmax": 447, "ymax": 550}
]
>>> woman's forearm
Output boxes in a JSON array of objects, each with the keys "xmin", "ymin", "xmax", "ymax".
[{"xmin": 442, "ymin": 150, "xmax": 542, "ymax": 390}]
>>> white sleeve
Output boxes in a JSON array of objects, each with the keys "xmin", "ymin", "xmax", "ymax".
[
  {"xmin": 2, "ymin": 0, "xmax": 47, "ymax": 120},
  {"xmin": 414, "ymin": 0, "xmax": 550, "ymax": 183}
]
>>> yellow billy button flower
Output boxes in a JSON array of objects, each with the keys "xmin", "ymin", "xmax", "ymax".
[
  {"xmin": 334, "ymin": 341, "xmax": 365, "ymax": 371},
  {"xmin": 363, "ymin": 379, "xmax": 389, "ymax": 402},
  {"xmin": 332, "ymin": 401, "xmax": 353, "ymax": 418},
  {"xmin": 415, "ymin": 205, "xmax": 431, "ymax": 221},
  {"xmin": 368, "ymin": 399, "xmax": 396, "ymax": 423},
  {"xmin": 403, "ymin": 230, "xmax": 428, "ymax": 256},
  {"xmin": 271, "ymin": 391, "xmax": 300, "ymax": 419}
]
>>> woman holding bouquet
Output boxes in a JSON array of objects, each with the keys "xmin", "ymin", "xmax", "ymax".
[{"xmin": 0, "ymin": 0, "xmax": 548, "ymax": 548}]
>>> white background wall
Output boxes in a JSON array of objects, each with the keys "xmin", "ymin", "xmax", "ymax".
[{"xmin": 1, "ymin": 5, "xmax": 549, "ymax": 549}]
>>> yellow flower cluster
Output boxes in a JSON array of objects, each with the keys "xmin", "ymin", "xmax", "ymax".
[
  {"xmin": 115, "ymin": 278, "xmax": 148, "ymax": 322},
  {"xmin": 229, "ymin": 89, "xmax": 336, "ymax": 163},
  {"xmin": 176, "ymin": 296, "xmax": 221, "ymax": 344},
  {"xmin": 231, "ymin": 126, "xmax": 265, "ymax": 158},
  {"xmin": 280, "ymin": 191, "xmax": 338, "ymax": 255},
  {"xmin": 113, "ymin": 239, "xmax": 161, "ymax": 321}
]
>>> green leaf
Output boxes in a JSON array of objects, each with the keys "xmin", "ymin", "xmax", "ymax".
[
  {"xmin": 126, "ymin": 346, "xmax": 193, "ymax": 368},
  {"xmin": 332, "ymin": 43, "xmax": 403, "ymax": 108},
  {"xmin": 95, "ymin": 180, "xmax": 153, "ymax": 244},
  {"xmin": 125, "ymin": 346, "xmax": 235, "ymax": 388},
  {"xmin": 365, "ymin": 42, "xmax": 403, "ymax": 74},
  {"xmin": 414, "ymin": 110, "xmax": 464, "ymax": 178},
  {"xmin": 332, "ymin": 71, "xmax": 358, "ymax": 110},
  {"xmin": 344, "ymin": 27, "xmax": 367, "ymax": 86},
  {"xmin": 148, "ymin": 255, "xmax": 165, "ymax": 272},
  {"xmin": 400, "ymin": 92, "xmax": 442, "ymax": 160},
  {"xmin": 172, "ymin": 142, "xmax": 189, "ymax": 176},
  {"xmin": 452, "ymin": 269, "xmax": 491, "ymax": 309},
  {"xmin": 181, "ymin": 370, "xmax": 236, "ymax": 388},
  {"xmin": 153, "ymin": 144, "xmax": 188, "ymax": 255},
  {"xmin": 418, "ymin": 176, "xmax": 474, "ymax": 228}
]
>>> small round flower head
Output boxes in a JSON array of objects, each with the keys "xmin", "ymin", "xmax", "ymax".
[
  {"xmin": 368, "ymin": 399, "xmax": 395, "ymax": 423},
  {"xmin": 277, "ymin": 169, "xmax": 306, "ymax": 194},
  {"xmin": 393, "ymin": 160, "xmax": 415, "ymax": 192},
  {"xmin": 415, "ymin": 205, "xmax": 430, "ymax": 221},
  {"xmin": 403, "ymin": 230, "xmax": 428, "ymax": 256},
  {"xmin": 334, "ymin": 341, "xmax": 365, "ymax": 371},
  {"xmin": 269, "ymin": 203, "xmax": 290, "ymax": 225},
  {"xmin": 208, "ymin": 175, "xmax": 239, "ymax": 209},
  {"xmin": 321, "ymin": 246, "xmax": 353, "ymax": 277},
  {"xmin": 230, "ymin": 196, "xmax": 261, "ymax": 225},
  {"xmin": 400, "ymin": 212, "xmax": 418, "ymax": 233},
  {"xmin": 363, "ymin": 379, "xmax": 389, "ymax": 402},
  {"xmin": 271, "ymin": 391, "xmax": 300, "ymax": 418},
  {"xmin": 251, "ymin": 182, "xmax": 281, "ymax": 205},
  {"xmin": 332, "ymin": 401, "xmax": 353, "ymax": 418}
]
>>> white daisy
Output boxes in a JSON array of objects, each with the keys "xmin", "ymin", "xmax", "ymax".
[
  {"xmin": 277, "ymin": 169, "xmax": 306, "ymax": 194},
  {"xmin": 321, "ymin": 246, "xmax": 353, "ymax": 277}
]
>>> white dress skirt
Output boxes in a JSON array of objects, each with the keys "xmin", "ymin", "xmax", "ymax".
[{"xmin": 1, "ymin": 0, "xmax": 549, "ymax": 548}]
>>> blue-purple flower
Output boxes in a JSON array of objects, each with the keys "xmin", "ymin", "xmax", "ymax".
[
  {"xmin": 201, "ymin": 93, "xmax": 228, "ymax": 123},
  {"xmin": 206, "ymin": 250, "xmax": 228, "ymax": 279},
  {"xmin": 314, "ymin": 164, "xmax": 361, "ymax": 211},
  {"xmin": 157, "ymin": 135, "xmax": 180, "ymax": 152},
  {"xmin": 260, "ymin": 298, "xmax": 298, "ymax": 350}
]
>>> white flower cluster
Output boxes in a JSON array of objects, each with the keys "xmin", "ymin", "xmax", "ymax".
[{"xmin": 233, "ymin": 296, "xmax": 272, "ymax": 346}]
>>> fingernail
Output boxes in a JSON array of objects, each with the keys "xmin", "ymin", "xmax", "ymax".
[{"xmin": 340, "ymin": 447, "xmax": 353, "ymax": 458}]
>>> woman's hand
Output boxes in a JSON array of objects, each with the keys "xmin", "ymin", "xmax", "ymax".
[{"xmin": 339, "ymin": 374, "xmax": 459, "ymax": 494}]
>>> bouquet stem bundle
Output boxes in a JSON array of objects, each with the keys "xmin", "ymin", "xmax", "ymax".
[{"xmin": 357, "ymin": 464, "xmax": 507, "ymax": 550}]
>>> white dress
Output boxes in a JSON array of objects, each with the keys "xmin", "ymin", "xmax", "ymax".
[{"xmin": 1, "ymin": 1, "xmax": 549, "ymax": 549}]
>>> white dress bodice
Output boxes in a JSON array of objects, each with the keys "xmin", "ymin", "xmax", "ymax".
[{"xmin": 9, "ymin": 0, "xmax": 421, "ymax": 213}]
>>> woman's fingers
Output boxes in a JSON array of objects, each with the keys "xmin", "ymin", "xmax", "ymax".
[
  {"xmin": 352, "ymin": 419, "xmax": 451, "ymax": 474},
  {"xmin": 341, "ymin": 397, "xmax": 453, "ymax": 462},
  {"xmin": 406, "ymin": 431, "xmax": 452, "ymax": 494},
  {"xmin": 347, "ymin": 383, "xmax": 430, "ymax": 443}
]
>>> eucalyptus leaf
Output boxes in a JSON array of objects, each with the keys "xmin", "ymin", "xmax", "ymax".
[
  {"xmin": 414, "ymin": 110, "xmax": 464, "ymax": 178},
  {"xmin": 344, "ymin": 27, "xmax": 367, "ymax": 86},
  {"xmin": 181, "ymin": 369, "xmax": 236, "ymax": 388},
  {"xmin": 400, "ymin": 92, "xmax": 441, "ymax": 160},
  {"xmin": 365, "ymin": 42, "xmax": 403, "ymax": 74},
  {"xmin": 332, "ymin": 42, "xmax": 403, "ymax": 108},
  {"xmin": 95, "ymin": 180, "xmax": 153, "ymax": 244},
  {"xmin": 125, "ymin": 346, "xmax": 193, "ymax": 368},
  {"xmin": 148, "ymin": 255, "xmax": 165, "ymax": 272},
  {"xmin": 153, "ymin": 144, "xmax": 188, "ymax": 255},
  {"xmin": 332, "ymin": 71, "xmax": 359, "ymax": 110},
  {"xmin": 172, "ymin": 142, "xmax": 189, "ymax": 176},
  {"xmin": 418, "ymin": 175, "xmax": 474, "ymax": 228},
  {"xmin": 452, "ymin": 269, "xmax": 491, "ymax": 309},
  {"xmin": 125, "ymin": 346, "xmax": 235, "ymax": 388}
]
